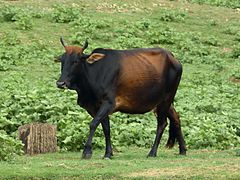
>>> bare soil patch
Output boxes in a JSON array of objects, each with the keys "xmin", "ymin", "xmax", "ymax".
[
  {"xmin": 125, "ymin": 165, "xmax": 240, "ymax": 178},
  {"xmin": 230, "ymin": 76, "xmax": 240, "ymax": 83}
]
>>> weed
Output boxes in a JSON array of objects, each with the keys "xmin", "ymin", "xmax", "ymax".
[
  {"xmin": 13, "ymin": 12, "xmax": 33, "ymax": 30},
  {"xmin": 159, "ymin": 9, "xmax": 188, "ymax": 22},
  {"xmin": 0, "ymin": 130, "xmax": 23, "ymax": 161},
  {"xmin": 0, "ymin": 5, "xmax": 19, "ymax": 22},
  {"xmin": 235, "ymin": 32, "xmax": 240, "ymax": 42},
  {"xmin": 184, "ymin": 0, "xmax": 240, "ymax": 9},
  {"xmin": 223, "ymin": 26, "xmax": 239, "ymax": 35},
  {"xmin": 236, "ymin": 149, "xmax": 240, "ymax": 156},
  {"xmin": 231, "ymin": 44, "xmax": 240, "ymax": 58},
  {"xmin": 52, "ymin": 4, "xmax": 84, "ymax": 23}
]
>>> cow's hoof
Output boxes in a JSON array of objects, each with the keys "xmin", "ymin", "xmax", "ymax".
[
  {"xmin": 82, "ymin": 153, "xmax": 92, "ymax": 159},
  {"xmin": 103, "ymin": 157, "xmax": 111, "ymax": 160},
  {"xmin": 147, "ymin": 152, "xmax": 157, "ymax": 158},
  {"xmin": 103, "ymin": 151, "xmax": 113, "ymax": 159},
  {"xmin": 179, "ymin": 151, "xmax": 187, "ymax": 155},
  {"xmin": 103, "ymin": 153, "xmax": 113, "ymax": 159},
  {"xmin": 179, "ymin": 148, "xmax": 187, "ymax": 155},
  {"xmin": 165, "ymin": 140, "xmax": 175, "ymax": 149}
]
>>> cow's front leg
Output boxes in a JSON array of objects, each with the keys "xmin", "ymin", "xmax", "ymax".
[{"xmin": 82, "ymin": 100, "xmax": 113, "ymax": 159}]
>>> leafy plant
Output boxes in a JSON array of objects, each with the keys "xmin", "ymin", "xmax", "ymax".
[
  {"xmin": 231, "ymin": 44, "xmax": 240, "ymax": 58},
  {"xmin": 209, "ymin": 19, "xmax": 218, "ymax": 26},
  {"xmin": 184, "ymin": 0, "xmax": 240, "ymax": 9},
  {"xmin": 13, "ymin": 12, "xmax": 33, "ymax": 30},
  {"xmin": 223, "ymin": 26, "xmax": 239, "ymax": 35},
  {"xmin": 235, "ymin": 32, "xmax": 240, "ymax": 42},
  {"xmin": 159, "ymin": 9, "xmax": 188, "ymax": 22},
  {"xmin": 52, "ymin": 4, "xmax": 83, "ymax": 23},
  {"xmin": 0, "ymin": 130, "xmax": 23, "ymax": 161},
  {"xmin": 236, "ymin": 149, "xmax": 240, "ymax": 156},
  {"xmin": 0, "ymin": 5, "xmax": 19, "ymax": 22},
  {"xmin": 202, "ymin": 36, "xmax": 220, "ymax": 46}
]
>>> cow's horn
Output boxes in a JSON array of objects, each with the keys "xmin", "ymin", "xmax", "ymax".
[
  {"xmin": 83, "ymin": 39, "xmax": 88, "ymax": 51},
  {"xmin": 60, "ymin": 37, "xmax": 66, "ymax": 47}
]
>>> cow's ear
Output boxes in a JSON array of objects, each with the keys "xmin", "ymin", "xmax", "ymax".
[{"xmin": 86, "ymin": 53, "xmax": 105, "ymax": 64}]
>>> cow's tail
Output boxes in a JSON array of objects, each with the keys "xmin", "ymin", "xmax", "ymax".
[
  {"xmin": 166, "ymin": 52, "xmax": 183, "ymax": 148},
  {"xmin": 166, "ymin": 104, "xmax": 187, "ymax": 154},
  {"xmin": 166, "ymin": 105, "xmax": 178, "ymax": 148},
  {"xmin": 168, "ymin": 52, "xmax": 182, "ymax": 78}
]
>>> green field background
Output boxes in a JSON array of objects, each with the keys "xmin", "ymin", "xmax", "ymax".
[{"xmin": 0, "ymin": 0, "xmax": 239, "ymax": 170}]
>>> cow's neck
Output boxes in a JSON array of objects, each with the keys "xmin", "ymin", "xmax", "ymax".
[{"xmin": 75, "ymin": 62, "xmax": 99, "ymax": 108}]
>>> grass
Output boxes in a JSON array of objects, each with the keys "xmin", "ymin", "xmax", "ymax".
[
  {"xmin": 0, "ymin": 148, "xmax": 239, "ymax": 179},
  {"xmin": 0, "ymin": 0, "xmax": 240, "ymax": 178}
]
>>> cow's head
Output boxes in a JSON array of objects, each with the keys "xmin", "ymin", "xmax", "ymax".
[
  {"xmin": 56, "ymin": 37, "xmax": 89, "ymax": 89},
  {"xmin": 56, "ymin": 37, "xmax": 105, "ymax": 89}
]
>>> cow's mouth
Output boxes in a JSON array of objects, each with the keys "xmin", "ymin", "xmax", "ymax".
[{"xmin": 56, "ymin": 81, "xmax": 68, "ymax": 89}]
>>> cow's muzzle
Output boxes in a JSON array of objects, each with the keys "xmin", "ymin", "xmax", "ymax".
[{"xmin": 56, "ymin": 81, "xmax": 68, "ymax": 89}]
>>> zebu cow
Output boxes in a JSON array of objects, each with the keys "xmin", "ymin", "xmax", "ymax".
[{"xmin": 56, "ymin": 38, "xmax": 186, "ymax": 159}]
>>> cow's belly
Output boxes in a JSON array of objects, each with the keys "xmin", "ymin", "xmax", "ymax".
[{"xmin": 114, "ymin": 82, "xmax": 166, "ymax": 114}]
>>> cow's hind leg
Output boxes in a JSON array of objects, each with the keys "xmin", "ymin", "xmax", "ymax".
[
  {"xmin": 147, "ymin": 105, "xmax": 168, "ymax": 157},
  {"xmin": 101, "ymin": 117, "xmax": 113, "ymax": 159},
  {"xmin": 165, "ymin": 105, "xmax": 177, "ymax": 148},
  {"xmin": 166, "ymin": 105, "xmax": 187, "ymax": 155}
]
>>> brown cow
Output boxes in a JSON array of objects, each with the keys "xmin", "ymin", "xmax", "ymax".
[{"xmin": 56, "ymin": 38, "xmax": 186, "ymax": 159}]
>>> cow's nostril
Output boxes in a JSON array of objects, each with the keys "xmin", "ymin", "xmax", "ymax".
[{"xmin": 56, "ymin": 81, "xmax": 66, "ymax": 88}]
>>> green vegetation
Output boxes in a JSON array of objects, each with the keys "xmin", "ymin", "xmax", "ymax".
[
  {"xmin": 0, "ymin": 130, "xmax": 23, "ymax": 161},
  {"xmin": 0, "ymin": 0, "xmax": 239, "ymax": 166},
  {"xmin": 0, "ymin": 148, "xmax": 239, "ymax": 179},
  {"xmin": 184, "ymin": 0, "xmax": 240, "ymax": 9}
]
